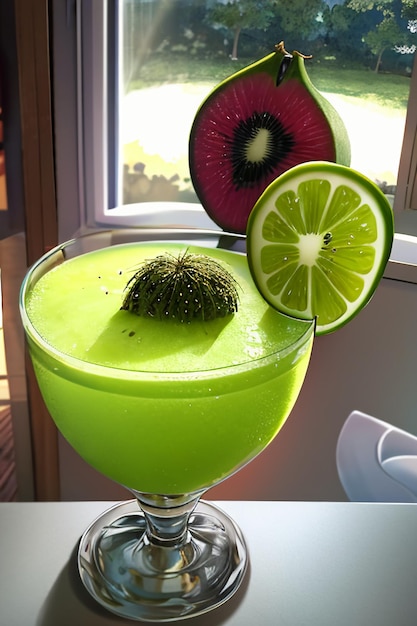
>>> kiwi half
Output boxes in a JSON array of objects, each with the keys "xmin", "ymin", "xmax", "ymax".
[{"xmin": 189, "ymin": 44, "xmax": 351, "ymax": 234}]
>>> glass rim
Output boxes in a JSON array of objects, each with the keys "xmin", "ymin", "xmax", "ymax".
[{"xmin": 19, "ymin": 228, "xmax": 316, "ymax": 382}]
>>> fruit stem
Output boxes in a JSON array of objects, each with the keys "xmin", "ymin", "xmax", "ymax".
[
  {"xmin": 275, "ymin": 40, "xmax": 312, "ymax": 61},
  {"xmin": 275, "ymin": 41, "xmax": 291, "ymax": 57}
]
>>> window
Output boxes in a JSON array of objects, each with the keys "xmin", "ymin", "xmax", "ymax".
[{"xmin": 52, "ymin": 0, "xmax": 417, "ymax": 241}]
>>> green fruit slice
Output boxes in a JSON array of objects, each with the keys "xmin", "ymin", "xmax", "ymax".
[
  {"xmin": 246, "ymin": 162, "xmax": 394, "ymax": 335},
  {"xmin": 189, "ymin": 44, "xmax": 351, "ymax": 234}
]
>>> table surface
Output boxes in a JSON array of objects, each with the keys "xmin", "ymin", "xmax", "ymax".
[{"xmin": 1, "ymin": 500, "xmax": 417, "ymax": 626}]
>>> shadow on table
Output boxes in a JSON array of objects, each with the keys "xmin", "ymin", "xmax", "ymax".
[{"xmin": 36, "ymin": 539, "xmax": 251, "ymax": 626}]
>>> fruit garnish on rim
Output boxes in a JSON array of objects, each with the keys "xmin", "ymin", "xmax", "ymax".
[
  {"xmin": 189, "ymin": 41, "xmax": 351, "ymax": 234},
  {"xmin": 246, "ymin": 161, "xmax": 394, "ymax": 335},
  {"xmin": 121, "ymin": 250, "xmax": 239, "ymax": 323}
]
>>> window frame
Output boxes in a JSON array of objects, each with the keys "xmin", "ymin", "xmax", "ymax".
[
  {"xmin": 394, "ymin": 52, "xmax": 417, "ymax": 229},
  {"xmin": 52, "ymin": 0, "xmax": 417, "ymax": 244}
]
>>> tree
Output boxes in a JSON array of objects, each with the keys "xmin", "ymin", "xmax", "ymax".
[
  {"xmin": 322, "ymin": 2, "xmax": 376, "ymax": 56},
  {"xmin": 364, "ymin": 14, "xmax": 407, "ymax": 71},
  {"xmin": 348, "ymin": 0, "xmax": 417, "ymax": 71},
  {"xmin": 347, "ymin": 0, "xmax": 391, "ymax": 10},
  {"xmin": 273, "ymin": 0, "xmax": 326, "ymax": 42},
  {"xmin": 207, "ymin": 0, "xmax": 277, "ymax": 59},
  {"xmin": 397, "ymin": 0, "xmax": 417, "ymax": 54}
]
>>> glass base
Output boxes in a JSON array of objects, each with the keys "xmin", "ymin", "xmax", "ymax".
[{"xmin": 78, "ymin": 499, "xmax": 248, "ymax": 622}]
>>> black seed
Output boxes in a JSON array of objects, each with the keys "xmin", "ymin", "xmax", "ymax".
[{"xmin": 277, "ymin": 54, "xmax": 293, "ymax": 85}]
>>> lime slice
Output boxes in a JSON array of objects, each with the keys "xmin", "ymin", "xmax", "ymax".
[{"xmin": 246, "ymin": 161, "xmax": 394, "ymax": 335}]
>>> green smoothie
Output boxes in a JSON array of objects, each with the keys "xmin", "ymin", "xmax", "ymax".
[{"xmin": 23, "ymin": 241, "xmax": 314, "ymax": 494}]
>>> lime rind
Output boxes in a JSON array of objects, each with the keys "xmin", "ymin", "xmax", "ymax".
[{"xmin": 247, "ymin": 161, "xmax": 394, "ymax": 335}]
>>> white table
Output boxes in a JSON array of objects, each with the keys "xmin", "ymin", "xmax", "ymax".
[{"xmin": 1, "ymin": 500, "xmax": 417, "ymax": 625}]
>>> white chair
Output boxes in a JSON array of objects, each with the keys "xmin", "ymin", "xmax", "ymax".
[{"xmin": 336, "ymin": 410, "xmax": 417, "ymax": 502}]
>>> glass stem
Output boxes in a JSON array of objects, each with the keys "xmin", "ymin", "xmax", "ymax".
[{"xmin": 131, "ymin": 490, "xmax": 204, "ymax": 547}]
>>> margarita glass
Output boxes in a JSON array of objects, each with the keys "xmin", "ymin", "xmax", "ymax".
[{"xmin": 20, "ymin": 228, "xmax": 315, "ymax": 622}]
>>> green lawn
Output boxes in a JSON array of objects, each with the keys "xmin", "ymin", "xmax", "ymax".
[
  {"xmin": 128, "ymin": 53, "xmax": 411, "ymax": 111},
  {"xmin": 308, "ymin": 64, "xmax": 410, "ymax": 110}
]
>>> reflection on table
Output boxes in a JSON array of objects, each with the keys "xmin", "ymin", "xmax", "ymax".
[{"xmin": 1, "ymin": 500, "xmax": 417, "ymax": 626}]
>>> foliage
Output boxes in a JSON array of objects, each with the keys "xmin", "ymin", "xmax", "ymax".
[
  {"xmin": 364, "ymin": 15, "xmax": 407, "ymax": 70},
  {"xmin": 124, "ymin": 0, "xmax": 415, "ymax": 80},
  {"xmin": 273, "ymin": 0, "xmax": 327, "ymax": 40},
  {"xmin": 402, "ymin": 0, "xmax": 417, "ymax": 19},
  {"xmin": 347, "ymin": 0, "xmax": 393, "ymax": 11},
  {"xmin": 207, "ymin": 0, "xmax": 277, "ymax": 58},
  {"xmin": 323, "ymin": 2, "xmax": 375, "ymax": 40},
  {"xmin": 207, "ymin": 0, "xmax": 276, "ymax": 31},
  {"xmin": 348, "ymin": 0, "xmax": 417, "ymax": 70}
]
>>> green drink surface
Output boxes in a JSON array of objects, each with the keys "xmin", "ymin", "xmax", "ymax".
[
  {"xmin": 26, "ymin": 242, "xmax": 309, "ymax": 372},
  {"xmin": 24, "ymin": 242, "xmax": 314, "ymax": 494}
]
